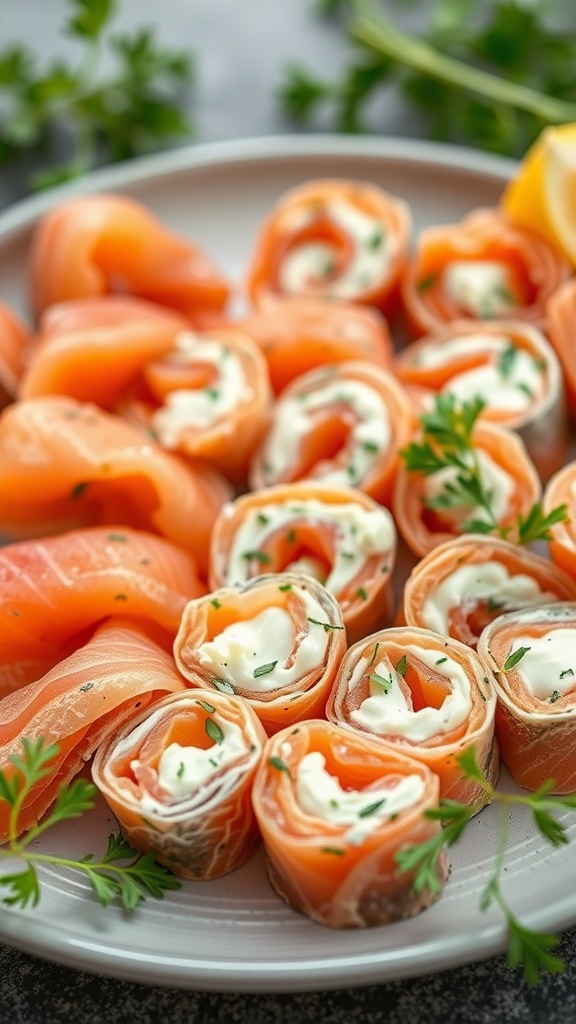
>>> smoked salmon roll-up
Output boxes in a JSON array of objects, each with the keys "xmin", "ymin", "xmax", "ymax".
[
  {"xmin": 246, "ymin": 179, "xmax": 411, "ymax": 316},
  {"xmin": 239, "ymin": 296, "xmax": 394, "ymax": 395},
  {"xmin": 401, "ymin": 534, "xmax": 576, "ymax": 650},
  {"xmin": 477, "ymin": 602, "xmax": 576, "ymax": 793},
  {"xmin": 546, "ymin": 279, "xmax": 576, "ymax": 419},
  {"xmin": 248, "ymin": 361, "xmax": 415, "ymax": 507},
  {"xmin": 543, "ymin": 459, "xmax": 576, "ymax": 579},
  {"xmin": 251, "ymin": 719, "xmax": 448, "ymax": 929},
  {"xmin": 118, "ymin": 327, "xmax": 273, "ymax": 488},
  {"xmin": 92, "ymin": 689, "xmax": 267, "ymax": 880},
  {"xmin": 401, "ymin": 208, "xmax": 570, "ymax": 338},
  {"xmin": 394, "ymin": 320, "xmax": 568, "ymax": 482},
  {"xmin": 0, "ymin": 525, "xmax": 206, "ymax": 699},
  {"xmin": 393, "ymin": 419, "xmax": 542, "ymax": 559},
  {"xmin": 0, "ymin": 620, "xmax": 186, "ymax": 841},
  {"xmin": 0, "ymin": 302, "xmax": 31, "ymax": 407},
  {"xmin": 208, "ymin": 483, "xmax": 397, "ymax": 645},
  {"xmin": 29, "ymin": 193, "xmax": 231, "ymax": 323},
  {"xmin": 327, "ymin": 627, "xmax": 498, "ymax": 807},
  {"xmin": 18, "ymin": 296, "xmax": 189, "ymax": 409},
  {"xmin": 0, "ymin": 396, "xmax": 231, "ymax": 577},
  {"xmin": 173, "ymin": 573, "xmax": 346, "ymax": 734}
]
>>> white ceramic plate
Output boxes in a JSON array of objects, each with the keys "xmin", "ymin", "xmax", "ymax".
[{"xmin": 1, "ymin": 135, "xmax": 576, "ymax": 994}]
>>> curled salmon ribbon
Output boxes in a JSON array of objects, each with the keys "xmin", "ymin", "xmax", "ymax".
[
  {"xmin": 0, "ymin": 525, "xmax": 206, "ymax": 699},
  {"xmin": 543, "ymin": 459, "xmax": 576, "ymax": 579},
  {"xmin": 251, "ymin": 719, "xmax": 448, "ymax": 928},
  {"xmin": 18, "ymin": 296, "xmax": 190, "ymax": 409},
  {"xmin": 401, "ymin": 208, "xmax": 570, "ymax": 338},
  {"xmin": 477, "ymin": 602, "xmax": 576, "ymax": 793},
  {"xmin": 0, "ymin": 396, "xmax": 231, "ymax": 577},
  {"xmin": 249, "ymin": 360, "xmax": 415, "ymax": 507},
  {"xmin": 118, "ymin": 327, "xmax": 273, "ymax": 489},
  {"xmin": 0, "ymin": 301, "xmax": 31, "ymax": 407},
  {"xmin": 401, "ymin": 534, "xmax": 576, "ymax": 649},
  {"xmin": 546, "ymin": 278, "xmax": 576, "ymax": 419},
  {"xmin": 208, "ymin": 483, "xmax": 397, "ymax": 645},
  {"xmin": 0, "ymin": 620, "xmax": 186, "ymax": 841},
  {"xmin": 239, "ymin": 296, "xmax": 394, "ymax": 395},
  {"xmin": 246, "ymin": 179, "xmax": 412, "ymax": 315},
  {"xmin": 173, "ymin": 573, "xmax": 346, "ymax": 735},
  {"xmin": 394, "ymin": 319, "xmax": 568, "ymax": 482},
  {"xmin": 393, "ymin": 420, "xmax": 542, "ymax": 559},
  {"xmin": 28, "ymin": 193, "xmax": 231, "ymax": 323},
  {"xmin": 327, "ymin": 626, "xmax": 498, "ymax": 807},
  {"xmin": 92, "ymin": 689, "xmax": 267, "ymax": 880}
]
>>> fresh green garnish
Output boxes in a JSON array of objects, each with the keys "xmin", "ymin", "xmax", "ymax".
[
  {"xmin": 396, "ymin": 655, "xmax": 407, "ymax": 677},
  {"xmin": 253, "ymin": 661, "xmax": 278, "ymax": 678},
  {"xmin": 205, "ymin": 719, "xmax": 224, "ymax": 745},
  {"xmin": 0, "ymin": 0, "xmax": 194, "ymax": 191},
  {"xmin": 307, "ymin": 617, "xmax": 345, "ymax": 633},
  {"xmin": 279, "ymin": 0, "xmax": 576, "ymax": 158},
  {"xmin": 0, "ymin": 738, "xmax": 180, "ymax": 911},
  {"xmin": 395, "ymin": 748, "xmax": 576, "ymax": 985},
  {"xmin": 503, "ymin": 646, "xmax": 531, "ymax": 671},
  {"xmin": 269, "ymin": 756, "xmax": 291, "ymax": 776}
]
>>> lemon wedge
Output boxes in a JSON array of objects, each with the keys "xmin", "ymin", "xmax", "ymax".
[{"xmin": 501, "ymin": 123, "xmax": 576, "ymax": 267}]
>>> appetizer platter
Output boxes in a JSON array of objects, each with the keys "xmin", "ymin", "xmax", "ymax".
[{"xmin": 1, "ymin": 134, "xmax": 576, "ymax": 993}]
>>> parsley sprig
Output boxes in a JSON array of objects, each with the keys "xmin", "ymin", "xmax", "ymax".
[
  {"xmin": 279, "ymin": 0, "xmax": 576, "ymax": 157},
  {"xmin": 0, "ymin": 737, "xmax": 181, "ymax": 911},
  {"xmin": 396, "ymin": 748, "xmax": 576, "ymax": 985},
  {"xmin": 0, "ymin": 0, "xmax": 194, "ymax": 191},
  {"xmin": 399, "ymin": 393, "xmax": 568, "ymax": 544}
]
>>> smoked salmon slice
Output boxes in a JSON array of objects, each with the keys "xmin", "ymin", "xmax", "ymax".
[
  {"xmin": 0, "ymin": 620, "xmax": 186, "ymax": 841},
  {"xmin": 393, "ymin": 420, "xmax": 542, "ymax": 558},
  {"xmin": 0, "ymin": 301, "xmax": 31, "ymax": 407},
  {"xmin": 0, "ymin": 526, "xmax": 205, "ymax": 699},
  {"xmin": 28, "ymin": 193, "xmax": 231, "ymax": 323},
  {"xmin": 543, "ymin": 459, "xmax": 576, "ymax": 579},
  {"xmin": 546, "ymin": 278, "xmax": 576, "ymax": 419},
  {"xmin": 18, "ymin": 296, "xmax": 189, "ymax": 409},
  {"xmin": 251, "ymin": 718, "xmax": 448, "ymax": 928},
  {"xmin": 477, "ymin": 602, "xmax": 576, "ymax": 793},
  {"xmin": 394, "ymin": 319, "xmax": 568, "ymax": 482},
  {"xmin": 0, "ymin": 396, "xmax": 231, "ymax": 576},
  {"xmin": 246, "ymin": 179, "xmax": 411, "ymax": 316},
  {"xmin": 118, "ymin": 327, "xmax": 273, "ymax": 489},
  {"xmin": 401, "ymin": 533, "xmax": 576, "ymax": 649},
  {"xmin": 326, "ymin": 626, "xmax": 498, "ymax": 807},
  {"xmin": 92, "ymin": 689, "xmax": 267, "ymax": 880},
  {"xmin": 401, "ymin": 207, "xmax": 570, "ymax": 338},
  {"xmin": 239, "ymin": 296, "xmax": 394, "ymax": 395},
  {"xmin": 248, "ymin": 360, "xmax": 415, "ymax": 507},
  {"xmin": 173, "ymin": 572, "xmax": 347, "ymax": 734},
  {"xmin": 208, "ymin": 482, "xmax": 397, "ymax": 645}
]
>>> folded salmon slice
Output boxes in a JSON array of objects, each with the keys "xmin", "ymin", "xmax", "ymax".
[
  {"xmin": 0, "ymin": 301, "xmax": 31, "ymax": 407},
  {"xmin": 92, "ymin": 689, "xmax": 267, "ymax": 880},
  {"xmin": 393, "ymin": 420, "xmax": 542, "ymax": 558},
  {"xmin": 119, "ymin": 326, "xmax": 273, "ymax": 488},
  {"xmin": 401, "ymin": 207, "xmax": 570, "ymax": 338},
  {"xmin": 208, "ymin": 482, "xmax": 397, "ymax": 645},
  {"xmin": 249, "ymin": 360, "xmax": 415, "ymax": 507},
  {"xmin": 395, "ymin": 319, "xmax": 568, "ymax": 482},
  {"xmin": 246, "ymin": 179, "xmax": 411, "ymax": 316},
  {"xmin": 174, "ymin": 572, "xmax": 346, "ymax": 734},
  {"xmin": 251, "ymin": 719, "xmax": 448, "ymax": 928},
  {"xmin": 327, "ymin": 625, "xmax": 498, "ymax": 807},
  {"xmin": 29, "ymin": 193, "xmax": 231, "ymax": 322},
  {"xmin": 0, "ymin": 526, "xmax": 205, "ymax": 698},
  {"xmin": 0, "ymin": 396, "xmax": 231, "ymax": 576},
  {"xmin": 543, "ymin": 460, "xmax": 576, "ymax": 579},
  {"xmin": 477, "ymin": 602, "xmax": 576, "ymax": 793},
  {"xmin": 19, "ymin": 296, "xmax": 189, "ymax": 408},
  {"xmin": 546, "ymin": 278, "xmax": 576, "ymax": 419},
  {"xmin": 239, "ymin": 296, "xmax": 394, "ymax": 394},
  {"xmin": 401, "ymin": 534, "xmax": 576, "ymax": 649},
  {"xmin": 0, "ymin": 620, "xmax": 186, "ymax": 841}
]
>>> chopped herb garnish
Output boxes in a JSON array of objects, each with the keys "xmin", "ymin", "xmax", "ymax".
[
  {"xmin": 550, "ymin": 691, "xmax": 561, "ymax": 704},
  {"xmin": 356, "ymin": 586, "xmax": 368, "ymax": 601},
  {"xmin": 269, "ymin": 756, "xmax": 291, "ymax": 776},
  {"xmin": 503, "ymin": 647, "xmax": 531, "ymax": 671},
  {"xmin": 114, "ymin": 593, "xmax": 128, "ymax": 602},
  {"xmin": 396, "ymin": 655, "xmax": 407, "ymax": 677},
  {"xmin": 307, "ymin": 617, "xmax": 345, "ymax": 633},
  {"xmin": 321, "ymin": 846, "xmax": 345, "ymax": 856},
  {"xmin": 416, "ymin": 272, "xmax": 437, "ymax": 293},
  {"xmin": 367, "ymin": 228, "xmax": 384, "ymax": 249},
  {"xmin": 212, "ymin": 678, "xmax": 235, "ymax": 695},
  {"xmin": 70, "ymin": 482, "xmax": 88, "ymax": 501},
  {"xmin": 497, "ymin": 344, "xmax": 517, "ymax": 379},
  {"xmin": 487, "ymin": 597, "xmax": 505, "ymax": 612},
  {"xmin": 362, "ymin": 440, "xmax": 380, "ymax": 453},
  {"xmin": 205, "ymin": 387, "xmax": 219, "ymax": 400},
  {"xmin": 176, "ymin": 762, "xmax": 185, "ymax": 779},
  {"xmin": 107, "ymin": 532, "xmax": 128, "ymax": 542},
  {"xmin": 196, "ymin": 700, "xmax": 216, "ymax": 713},
  {"xmin": 436, "ymin": 657, "xmax": 448, "ymax": 665},
  {"xmin": 358, "ymin": 798, "xmax": 386, "ymax": 818},
  {"xmin": 286, "ymin": 529, "xmax": 297, "ymax": 543},
  {"xmin": 368, "ymin": 643, "xmax": 380, "ymax": 667},
  {"xmin": 210, "ymin": 598, "xmax": 222, "ymax": 610},
  {"xmin": 79, "ymin": 683, "xmax": 94, "ymax": 692},
  {"xmin": 257, "ymin": 512, "xmax": 270, "ymax": 524},
  {"xmin": 369, "ymin": 672, "xmax": 392, "ymax": 693},
  {"xmin": 278, "ymin": 583, "xmax": 292, "ymax": 591},
  {"xmin": 559, "ymin": 669, "xmax": 574, "ymax": 680},
  {"xmin": 253, "ymin": 661, "xmax": 278, "ymax": 678},
  {"xmin": 242, "ymin": 550, "xmax": 272, "ymax": 564},
  {"xmin": 205, "ymin": 718, "xmax": 224, "ymax": 745}
]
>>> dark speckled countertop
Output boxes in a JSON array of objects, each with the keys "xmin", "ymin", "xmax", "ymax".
[{"xmin": 2, "ymin": 2, "xmax": 576, "ymax": 1021}]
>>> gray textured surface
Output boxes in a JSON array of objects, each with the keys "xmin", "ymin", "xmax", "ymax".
[{"xmin": 1, "ymin": 2, "xmax": 576, "ymax": 1020}]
